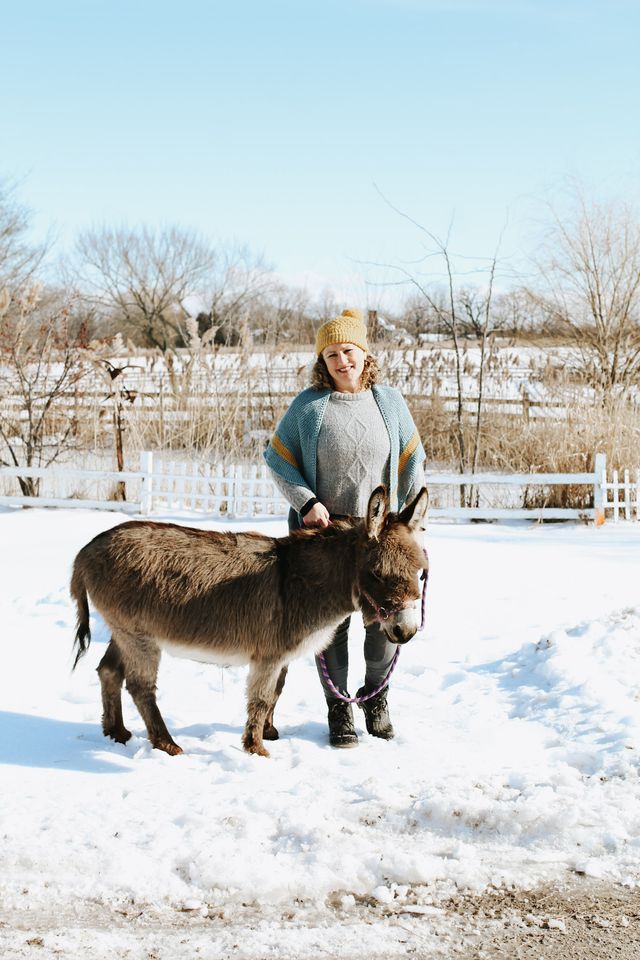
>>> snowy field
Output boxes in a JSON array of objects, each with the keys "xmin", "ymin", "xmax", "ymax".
[{"xmin": 1, "ymin": 506, "xmax": 640, "ymax": 957}]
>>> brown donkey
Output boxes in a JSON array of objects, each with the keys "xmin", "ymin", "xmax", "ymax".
[{"xmin": 71, "ymin": 486, "xmax": 428, "ymax": 757}]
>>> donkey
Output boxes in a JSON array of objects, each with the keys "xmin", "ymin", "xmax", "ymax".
[{"xmin": 70, "ymin": 485, "xmax": 429, "ymax": 757}]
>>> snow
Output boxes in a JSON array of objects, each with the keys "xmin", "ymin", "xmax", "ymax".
[{"xmin": 1, "ymin": 507, "xmax": 640, "ymax": 956}]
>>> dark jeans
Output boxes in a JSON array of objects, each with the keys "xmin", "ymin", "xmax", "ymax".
[{"xmin": 288, "ymin": 507, "xmax": 397, "ymax": 700}]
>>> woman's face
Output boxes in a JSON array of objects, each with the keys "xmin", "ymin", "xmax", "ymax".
[{"xmin": 321, "ymin": 342, "xmax": 367, "ymax": 393}]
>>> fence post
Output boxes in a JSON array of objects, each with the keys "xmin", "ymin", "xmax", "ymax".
[
  {"xmin": 623, "ymin": 469, "xmax": 631, "ymax": 521},
  {"xmin": 232, "ymin": 464, "xmax": 243, "ymax": 518},
  {"xmin": 139, "ymin": 450, "xmax": 154, "ymax": 515},
  {"xmin": 593, "ymin": 452, "xmax": 606, "ymax": 526}
]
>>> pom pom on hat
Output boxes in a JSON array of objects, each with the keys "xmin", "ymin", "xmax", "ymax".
[{"xmin": 315, "ymin": 308, "xmax": 369, "ymax": 356}]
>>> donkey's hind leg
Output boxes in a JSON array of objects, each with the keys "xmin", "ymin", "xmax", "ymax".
[
  {"xmin": 97, "ymin": 639, "xmax": 131, "ymax": 745},
  {"xmin": 263, "ymin": 664, "xmax": 289, "ymax": 741},
  {"xmin": 117, "ymin": 632, "xmax": 183, "ymax": 756},
  {"xmin": 243, "ymin": 660, "xmax": 286, "ymax": 757}
]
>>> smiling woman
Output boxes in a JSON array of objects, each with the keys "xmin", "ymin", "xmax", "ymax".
[
  {"xmin": 321, "ymin": 342, "xmax": 366, "ymax": 393},
  {"xmin": 264, "ymin": 307, "xmax": 426, "ymax": 748}
]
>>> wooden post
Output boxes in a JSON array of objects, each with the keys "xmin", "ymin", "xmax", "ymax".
[
  {"xmin": 368, "ymin": 309, "xmax": 379, "ymax": 344},
  {"xmin": 139, "ymin": 450, "xmax": 154, "ymax": 515},
  {"xmin": 111, "ymin": 378, "xmax": 127, "ymax": 502},
  {"xmin": 593, "ymin": 452, "xmax": 606, "ymax": 526}
]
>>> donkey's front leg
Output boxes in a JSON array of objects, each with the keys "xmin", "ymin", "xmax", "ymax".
[{"xmin": 243, "ymin": 660, "xmax": 285, "ymax": 757}]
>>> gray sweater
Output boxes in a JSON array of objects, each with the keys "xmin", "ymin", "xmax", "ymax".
[{"xmin": 270, "ymin": 390, "xmax": 425, "ymax": 517}]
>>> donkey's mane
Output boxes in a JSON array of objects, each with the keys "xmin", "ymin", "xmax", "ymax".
[{"xmin": 285, "ymin": 517, "xmax": 361, "ymax": 543}]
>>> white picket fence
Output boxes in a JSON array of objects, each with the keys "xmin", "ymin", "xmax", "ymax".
[
  {"xmin": 0, "ymin": 451, "xmax": 638, "ymax": 523},
  {"xmin": 603, "ymin": 467, "xmax": 640, "ymax": 522},
  {"xmin": 0, "ymin": 454, "xmax": 288, "ymax": 517}
]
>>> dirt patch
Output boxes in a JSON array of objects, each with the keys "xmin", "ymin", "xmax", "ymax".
[
  {"xmin": 439, "ymin": 880, "xmax": 640, "ymax": 959},
  {"xmin": 1, "ymin": 879, "xmax": 638, "ymax": 959}
]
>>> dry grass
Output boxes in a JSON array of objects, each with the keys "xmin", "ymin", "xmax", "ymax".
[
  {"xmin": 3, "ymin": 342, "xmax": 638, "ymax": 511},
  {"xmin": 379, "ymin": 344, "xmax": 639, "ymax": 510},
  {"xmin": 73, "ymin": 341, "xmax": 303, "ymax": 469},
  {"xmin": 410, "ymin": 397, "xmax": 638, "ymax": 476}
]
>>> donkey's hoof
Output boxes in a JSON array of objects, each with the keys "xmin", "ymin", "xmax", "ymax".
[
  {"xmin": 262, "ymin": 723, "xmax": 280, "ymax": 741},
  {"xmin": 242, "ymin": 735, "xmax": 270, "ymax": 757},
  {"xmin": 105, "ymin": 727, "xmax": 132, "ymax": 745},
  {"xmin": 153, "ymin": 739, "xmax": 183, "ymax": 756}
]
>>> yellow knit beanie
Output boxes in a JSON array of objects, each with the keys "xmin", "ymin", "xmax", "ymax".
[{"xmin": 315, "ymin": 308, "xmax": 369, "ymax": 356}]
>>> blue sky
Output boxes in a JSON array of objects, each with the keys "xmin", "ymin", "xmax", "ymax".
[{"xmin": 2, "ymin": 0, "xmax": 639, "ymax": 306}]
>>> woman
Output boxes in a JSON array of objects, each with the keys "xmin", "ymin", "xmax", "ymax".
[{"xmin": 264, "ymin": 308, "xmax": 425, "ymax": 747}]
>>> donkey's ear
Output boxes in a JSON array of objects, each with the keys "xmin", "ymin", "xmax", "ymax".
[
  {"xmin": 366, "ymin": 485, "xmax": 388, "ymax": 540},
  {"xmin": 399, "ymin": 486, "xmax": 429, "ymax": 532}
]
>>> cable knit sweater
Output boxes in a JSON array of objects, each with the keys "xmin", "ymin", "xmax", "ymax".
[{"xmin": 264, "ymin": 384, "xmax": 426, "ymax": 516}]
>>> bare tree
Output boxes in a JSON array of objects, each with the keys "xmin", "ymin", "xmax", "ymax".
[
  {"xmin": 250, "ymin": 282, "xmax": 315, "ymax": 345},
  {"xmin": 456, "ymin": 280, "xmax": 501, "ymax": 478},
  {"xmin": 397, "ymin": 294, "xmax": 439, "ymax": 341},
  {"xmin": 0, "ymin": 178, "xmax": 47, "ymax": 290},
  {"xmin": 368, "ymin": 194, "xmax": 504, "ymax": 503},
  {"xmin": 0, "ymin": 285, "xmax": 91, "ymax": 495},
  {"xmin": 205, "ymin": 243, "xmax": 273, "ymax": 337},
  {"xmin": 73, "ymin": 225, "xmax": 218, "ymax": 350},
  {"xmin": 532, "ymin": 189, "xmax": 640, "ymax": 399},
  {"xmin": 490, "ymin": 287, "xmax": 546, "ymax": 340}
]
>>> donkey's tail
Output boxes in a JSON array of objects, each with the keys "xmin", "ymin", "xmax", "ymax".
[{"xmin": 70, "ymin": 559, "xmax": 91, "ymax": 669}]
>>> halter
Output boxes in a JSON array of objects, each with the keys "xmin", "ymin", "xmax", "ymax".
[
  {"xmin": 361, "ymin": 550, "xmax": 429, "ymax": 631},
  {"xmin": 359, "ymin": 587, "xmax": 407, "ymax": 625},
  {"xmin": 318, "ymin": 554, "xmax": 429, "ymax": 706}
]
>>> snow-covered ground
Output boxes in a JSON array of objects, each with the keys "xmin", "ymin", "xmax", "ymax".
[{"xmin": 1, "ymin": 507, "xmax": 639, "ymax": 957}]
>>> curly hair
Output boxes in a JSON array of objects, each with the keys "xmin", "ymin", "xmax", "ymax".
[{"xmin": 310, "ymin": 353, "xmax": 381, "ymax": 391}]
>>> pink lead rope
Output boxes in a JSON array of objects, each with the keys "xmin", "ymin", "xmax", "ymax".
[
  {"xmin": 419, "ymin": 563, "xmax": 429, "ymax": 632},
  {"xmin": 319, "ymin": 559, "xmax": 429, "ymax": 706}
]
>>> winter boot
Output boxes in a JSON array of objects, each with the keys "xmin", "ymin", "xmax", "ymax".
[
  {"xmin": 356, "ymin": 687, "xmax": 395, "ymax": 740},
  {"xmin": 326, "ymin": 699, "xmax": 358, "ymax": 748}
]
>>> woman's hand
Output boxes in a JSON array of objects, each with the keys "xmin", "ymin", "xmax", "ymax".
[{"xmin": 303, "ymin": 502, "xmax": 331, "ymax": 527}]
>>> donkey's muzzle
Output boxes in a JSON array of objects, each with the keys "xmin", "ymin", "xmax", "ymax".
[{"xmin": 385, "ymin": 613, "xmax": 418, "ymax": 645}]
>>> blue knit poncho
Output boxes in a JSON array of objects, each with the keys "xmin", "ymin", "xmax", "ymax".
[{"xmin": 264, "ymin": 385, "xmax": 425, "ymax": 513}]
